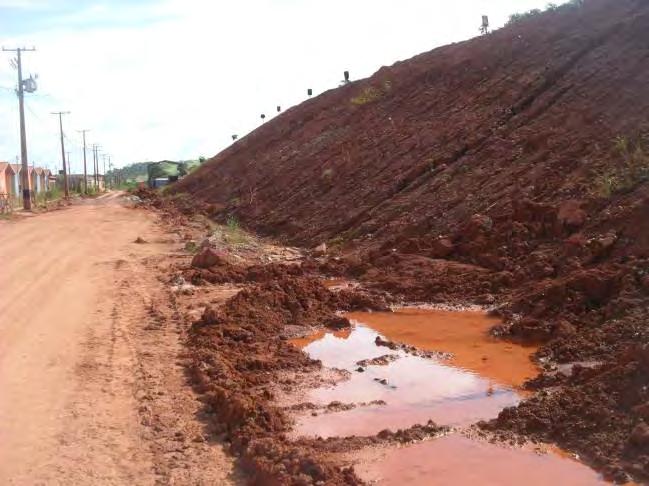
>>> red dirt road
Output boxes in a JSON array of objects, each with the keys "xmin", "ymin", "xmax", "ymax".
[{"xmin": 0, "ymin": 194, "xmax": 236, "ymax": 484}]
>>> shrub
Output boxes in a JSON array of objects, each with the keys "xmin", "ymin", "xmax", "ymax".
[
  {"xmin": 227, "ymin": 216, "xmax": 239, "ymax": 232},
  {"xmin": 506, "ymin": 1, "xmax": 584, "ymax": 26},
  {"xmin": 350, "ymin": 77, "xmax": 394, "ymax": 106},
  {"xmin": 224, "ymin": 216, "xmax": 249, "ymax": 245},
  {"xmin": 351, "ymin": 86, "xmax": 384, "ymax": 105},
  {"xmin": 595, "ymin": 135, "xmax": 649, "ymax": 197}
]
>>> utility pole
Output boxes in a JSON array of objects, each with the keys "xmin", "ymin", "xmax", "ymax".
[
  {"xmin": 51, "ymin": 111, "xmax": 70, "ymax": 198},
  {"xmin": 66, "ymin": 150, "xmax": 72, "ymax": 191},
  {"xmin": 92, "ymin": 144, "xmax": 100, "ymax": 189},
  {"xmin": 108, "ymin": 155, "xmax": 112, "ymax": 189},
  {"xmin": 102, "ymin": 154, "xmax": 107, "ymax": 192},
  {"xmin": 3, "ymin": 46, "xmax": 36, "ymax": 210},
  {"xmin": 78, "ymin": 129, "xmax": 90, "ymax": 194}
]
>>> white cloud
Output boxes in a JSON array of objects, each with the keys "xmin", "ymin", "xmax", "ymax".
[{"xmin": 0, "ymin": 0, "xmax": 564, "ymax": 171}]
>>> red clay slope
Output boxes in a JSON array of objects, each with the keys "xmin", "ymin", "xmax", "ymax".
[
  {"xmin": 175, "ymin": 0, "xmax": 648, "ymax": 251},
  {"xmin": 173, "ymin": 1, "xmax": 649, "ymax": 481}
]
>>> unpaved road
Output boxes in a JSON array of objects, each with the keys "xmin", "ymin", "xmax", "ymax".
[{"xmin": 0, "ymin": 193, "xmax": 237, "ymax": 485}]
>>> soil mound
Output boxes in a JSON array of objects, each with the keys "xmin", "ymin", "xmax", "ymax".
[
  {"xmin": 188, "ymin": 271, "xmax": 391, "ymax": 484},
  {"xmin": 170, "ymin": 0, "xmax": 649, "ymax": 482},
  {"xmin": 175, "ymin": 0, "xmax": 648, "ymax": 252}
]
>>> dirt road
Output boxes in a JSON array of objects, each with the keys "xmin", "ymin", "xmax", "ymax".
[{"xmin": 0, "ymin": 193, "xmax": 236, "ymax": 485}]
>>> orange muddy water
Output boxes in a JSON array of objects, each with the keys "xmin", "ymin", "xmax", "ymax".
[
  {"xmin": 292, "ymin": 308, "xmax": 537, "ymax": 438},
  {"xmin": 354, "ymin": 434, "xmax": 609, "ymax": 485},
  {"xmin": 292, "ymin": 308, "xmax": 611, "ymax": 484},
  {"xmin": 347, "ymin": 308, "xmax": 538, "ymax": 388}
]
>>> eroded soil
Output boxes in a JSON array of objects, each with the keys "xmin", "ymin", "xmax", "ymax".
[
  {"xmin": 132, "ymin": 189, "xmax": 634, "ymax": 484},
  {"xmin": 290, "ymin": 311, "xmax": 530, "ymax": 438},
  {"xmin": 166, "ymin": 2, "xmax": 649, "ymax": 482}
]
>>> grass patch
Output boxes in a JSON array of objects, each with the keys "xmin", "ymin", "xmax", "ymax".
[
  {"xmin": 223, "ymin": 216, "xmax": 249, "ymax": 245},
  {"xmin": 595, "ymin": 134, "xmax": 649, "ymax": 197},
  {"xmin": 351, "ymin": 80, "xmax": 392, "ymax": 106},
  {"xmin": 507, "ymin": 0, "xmax": 584, "ymax": 26}
]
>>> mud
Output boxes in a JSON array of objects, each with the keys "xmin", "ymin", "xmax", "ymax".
[
  {"xmin": 483, "ymin": 345, "xmax": 649, "ymax": 483},
  {"xmin": 353, "ymin": 434, "xmax": 609, "ymax": 485},
  {"xmin": 185, "ymin": 268, "xmax": 402, "ymax": 484},
  {"xmin": 290, "ymin": 310, "xmax": 533, "ymax": 438},
  {"xmin": 348, "ymin": 309, "xmax": 538, "ymax": 388},
  {"xmin": 131, "ymin": 183, "xmax": 632, "ymax": 484},
  {"xmin": 135, "ymin": 2, "xmax": 649, "ymax": 480}
]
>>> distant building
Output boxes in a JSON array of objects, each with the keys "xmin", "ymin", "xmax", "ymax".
[
  {"xmin": 0, "ymin": 162, "xmax": 17, "ymax": 199},
  {"xmin": 146, "ymin": 160, "xmax": 187, "ymax": 188},
  {"xmin": 67, "ymin": 173, "xmax": 105, "ymax": 192},
  {"xmin": 1, "ymin": 163, "xmax": 52, "ymax": 202}
]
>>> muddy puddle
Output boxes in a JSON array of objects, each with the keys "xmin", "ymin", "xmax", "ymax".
[
  {"xmin": 353, "ymin": 434, "xmax": 610, "ymax": 485},
  {"xmin": 291, "ymin": 308, "xmax": 537, "ymax": 438},
  {"xmin": 291, "ymin": 307, "xmax": 613, "ymax": 484}
]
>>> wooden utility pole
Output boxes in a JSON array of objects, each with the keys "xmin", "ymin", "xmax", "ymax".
[
  {"xmin": 78, "ymin": 129, "xmax": 90, "ymax": 194},
  {"xmin": 102, "ymin": 154, "xmax": 107, "ymax": 192},
  {"xmin": 2, "ymin": 46, "xmax": 36, "ymax": 210},
  {"xmin": 92, "ymin": 144, "xmax": 100, "ymax": 189},
  {"xmin": 52, "ymin": 111, "xmax": 70, "ymax": 198},
  {"xmin": 108, "ymin": 155, "xmax": 112, "ymax": 189}
]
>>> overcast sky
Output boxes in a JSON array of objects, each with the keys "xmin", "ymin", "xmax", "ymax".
[{"xmin": 0, "ymin": 0, "xmax": 562, "ymax": 172}]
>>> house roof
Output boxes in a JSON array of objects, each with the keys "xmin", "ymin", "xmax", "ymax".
[
  {"xmin": 10, "ymin": 163, "xmax": 22, "ymax": 173},
  {"xmin": 0, "ymin": 162, "xmax": 16, "ymax": 175}
]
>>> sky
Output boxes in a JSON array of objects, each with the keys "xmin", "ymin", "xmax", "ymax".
[{"xmin": 0, "ymin": 0, "xmax": 564, "ymax": 173}]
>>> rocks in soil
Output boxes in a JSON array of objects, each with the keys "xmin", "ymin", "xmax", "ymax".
[
  {"xmin": 190, "ymin": 247, "xmax": 226, "ymax": 269},
  {"xmin": 186, "ymin": 268, "xmax": 392, "ymax": 484},
  {"xmin": 356, "ymin": 355, "xmax": 399, "ymax": 367},
  {"xmin": 313, "ymin": 243, "xmax": 327, "ymax": 257},
  {"xmin": 483, "ymin": 345, "xmax": 649, "ymax": 483},
  {"xmin": 136, "ymin": 1, "xmax": 649, "ymax": 479}
]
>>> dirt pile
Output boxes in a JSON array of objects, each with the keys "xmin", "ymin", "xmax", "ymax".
[
  {"xmin": 166, "ymin": 0, "xmax": 649, "ymax": 481},
  {"xmin": 187, "ymin": 268, "xmax": 393, "ymax": 484},
  {"xmin": 483, "ymin": 345, "xmax": 649, "ymax": 482},
  {"xmin": 174, "ymin": 0, "xmax": 649, "ymax": 252}
]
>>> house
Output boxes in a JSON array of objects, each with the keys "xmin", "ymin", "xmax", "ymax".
[
  {"xmin": 41, "ymin": 169, "xmax": 51, "ymax": 192},
  {"xmin": 10, "ymin": 164, "xmax": 23, "ymax": 197},
  {"xmin": 4, "ymin": 164, "xmax": 54, "ymax": 201},
  {"xmin": 0, "ymin": 162, "xmax": 16, "ymax": 198},
  {"xmin": 66, "ymin": 173, "xmax": 105, "ymax": 192},
  {"xmin": 31, "ymin": 167, "xmax": 42, "ymax": 194}
]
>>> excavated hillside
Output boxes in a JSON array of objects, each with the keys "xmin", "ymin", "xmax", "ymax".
[
  {"xmin": 172, "ymin": 0, "xmax": 649, "ymax": 482},
  {"xmin": 177, "ymin": 0, "xmax": 648, "ymax": 251}
]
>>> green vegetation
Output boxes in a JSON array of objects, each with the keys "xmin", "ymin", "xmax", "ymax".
[
  {"xmin": 224, "ymin": 216, "xmax": 249, "ymax": 245},
  {"xmin": 351, "ymin": 80, "xmax": 392, "ymax": 106},
  {"xmin": 596, "ymin": 135, "xmax": 649, "ymax": 197},
  {"xmin": 44, "ymin": 186, "xmax": 61, "ymax": 201},
  {"xmin": 226, "ymin": 216, "xmax": 240, "ymax": 232},
  {"xmin": 105, "ymin": 158, "xmax": 203, "ymax": 186},
  {"xmin": 507, "ymin": 0, "xmax": 584, "ymax": 26}
]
